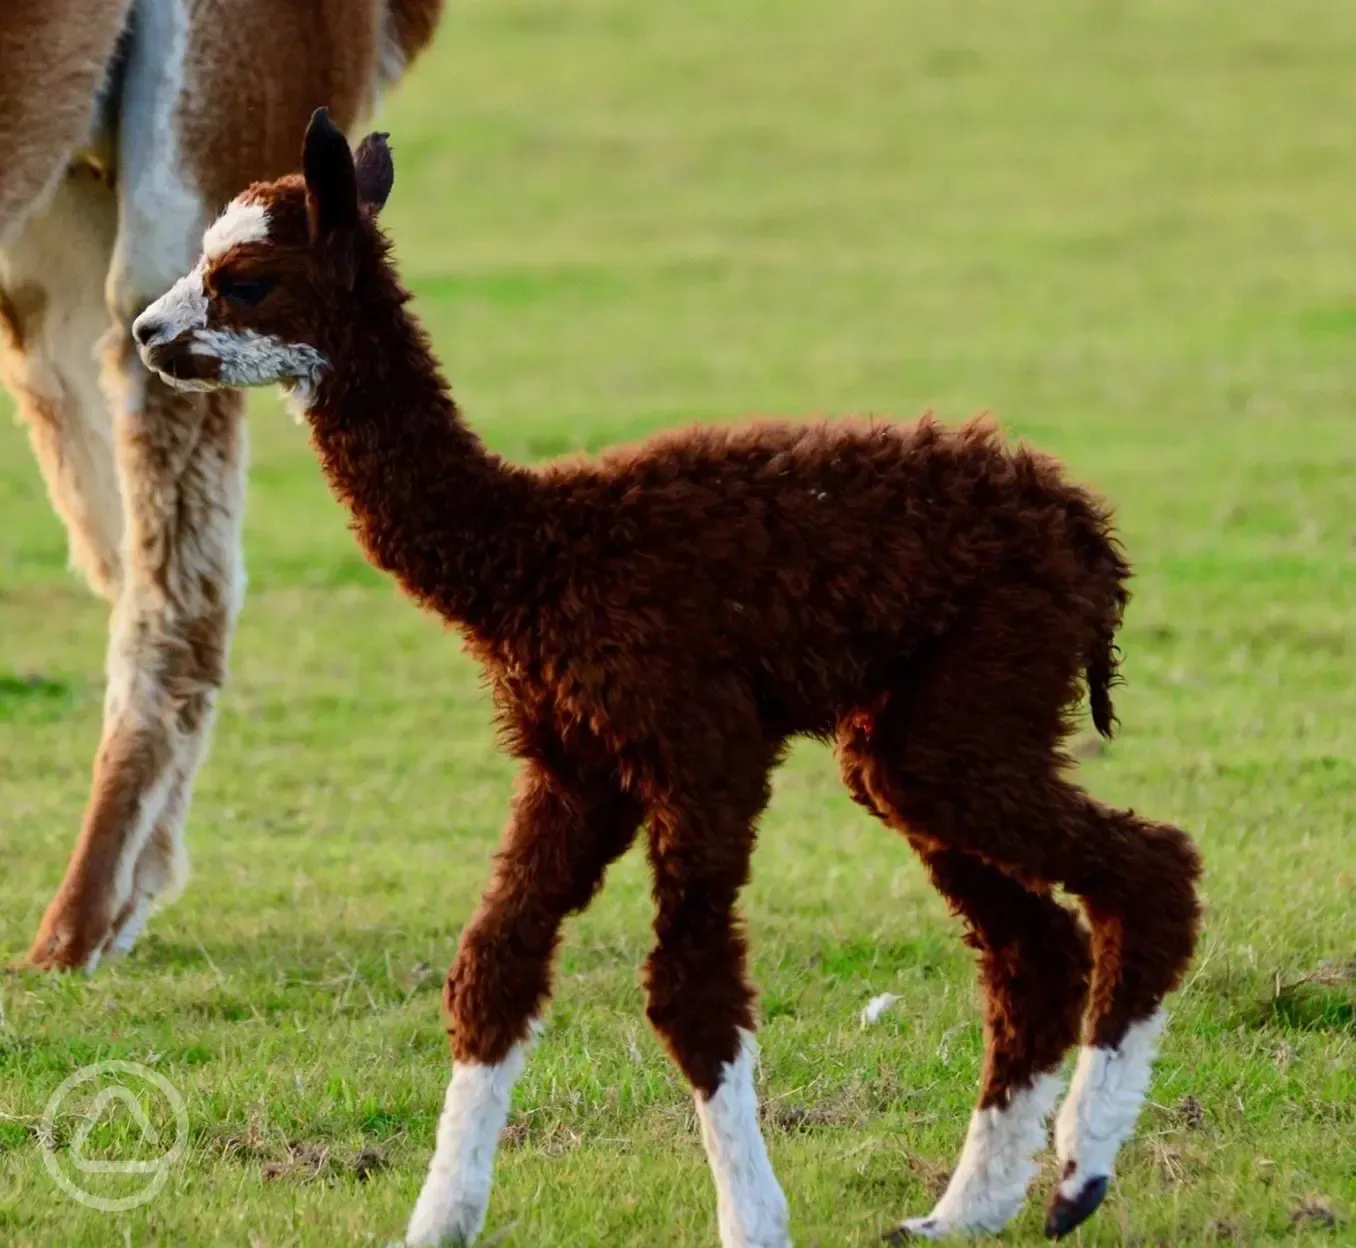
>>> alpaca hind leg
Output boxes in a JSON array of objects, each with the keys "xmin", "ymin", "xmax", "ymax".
[
  {"xmin": 841, "ymin": 597, "xmax": 1199, "ymax": 1240},
  {"xmin": 894, "ymin": 793, "xmax": 1197, "ymax": 1240},
  {"xmin": 879, "ymin": 851, "xmax": 1091, "ymax": 1242},
  {"xmin": 406, "ymin": 762, "xmax": 643, "ymax": 1248},
  {"xmin": 839, "ymin": 697, "xmax": 1088, "ymax": 1241},
  {"xmin": 1043, "ymin": 801, "xmax": 1200, "ymax": 1238},
  {"xmin": 643, "ymin": 772, "xmax": 790, "ymax": 1248}
]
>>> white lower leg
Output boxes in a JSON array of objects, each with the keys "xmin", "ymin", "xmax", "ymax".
[
  {"xmin": 76, "ymin": 725, "xmax": 186, "ymax": 972},
  {"xmin": 695, "ymin": 1030, "xmax": 791, "ymax": 1248},
  {"xmin": 405, "ymin": 1039, "xmax": 529, "ymax": 1247},
  {"xmin": 75, "ymin": 716, "xmax": 178, "ymax": 974},
  {"xmin": 1053, "ymin": 1009, "xmax": 1165, "ymax": 1198},
  {"xmin": 103, "ymin": 757, "xmax": 199, "ymax": 962},
  {"xmin": 107, "ymin": 896, "xmax": 153, "ymax": 957},
  {"xmin": 896, "ymin": 1073, "xmax": 1063, "ymax": 1239}
]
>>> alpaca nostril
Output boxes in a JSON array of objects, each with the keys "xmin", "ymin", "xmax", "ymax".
[{"xmin": 132, "ymin": 316, "xmax": 162, "ymax": 348}]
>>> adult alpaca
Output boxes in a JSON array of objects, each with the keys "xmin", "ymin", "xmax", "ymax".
[
  {"xmin": 0, "ymin": 0, "xmax": 443, "ymax": 971},
  {"xmin": 133, "ymin": 112, "xmax": 1202, "ymax": 1246}
]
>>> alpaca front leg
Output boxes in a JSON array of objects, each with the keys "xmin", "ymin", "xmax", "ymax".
[
  {"xmin": 406, "ymin": 1039, "xmax": 532, "ymax": 1247},
  {"xmin": 23, "ymin": 76, "xmax": 245, "ymax": 967},
  {"xmin": 645, "ymin": 790, "xmax": 790, "ymax": 1248},
  {"xmin": 406, "ymin": 764, "xmax": 642, "ymax": 1246},
  {"xmin": 693, "ymin": 1029, "xmax": 790, "ymax": 1248},
  {"xmin": 27, "ymin": 366, "xmax": 246, "ymax": 970}
]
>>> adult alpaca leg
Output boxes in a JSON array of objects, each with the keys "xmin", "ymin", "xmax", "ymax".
[
  {"xmin": 0, "ymin": 168, "xmax": 124, "ymax": 604},
  {"xmin": 643, "ymin": 765, "xmax": 790, "ymax": 1248},
  {"xmin": 0, "ymin": 0, "xmax": 133, "ymax": 244},
  {"xmin": 27, "ymin": 367, "xmax": 245, "ymax": 971},
  {"xmin": 407, "ymin": 762, "xmax": 643, "ymax": 1247},
  {"xmin": 26, "ymin": 0, "xmax": 251, "ymax": 969},
  {"xmin": 0, "ymin": 167, "xmax": 196, "ymax": 971},
  {"xmin": 88, "ymin": 399, "xmax": 228, "ymax": 971},
  {"xmin": 99, "ymin": 700, "xmax": 209, "ymax": 961}
]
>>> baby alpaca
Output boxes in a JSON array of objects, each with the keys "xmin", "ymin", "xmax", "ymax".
[{"xmin": 134, "ymin": 111, "xmax": 1202, "ymax": 1246}]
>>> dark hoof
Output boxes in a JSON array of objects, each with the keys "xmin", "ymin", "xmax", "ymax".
[
  {"xmin": 1045, "ymin": 1174, "xmax": 1109, "ymax": 1239},
  {"xmin": 882, "ymin": 1220, "xmax": 935, "ymax": 1243}
]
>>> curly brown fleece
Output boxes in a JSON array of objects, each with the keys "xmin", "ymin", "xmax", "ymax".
[{"xmin": 167, "ymin": 113, "xmax": 1202, "ymax": 1241}]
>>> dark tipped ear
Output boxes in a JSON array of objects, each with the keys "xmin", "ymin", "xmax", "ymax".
[
  {"xmin": 354, "ymin": 132, "xmax": 394, "ymax": 215},
  {"xmin": 303, "ymin": 107, "xmax": 359, "ymax": 242}
]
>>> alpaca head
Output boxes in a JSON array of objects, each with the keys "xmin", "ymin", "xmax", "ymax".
[{"xmin": 133, "ymin": 108, "xmax": 394, "ymax": 397}]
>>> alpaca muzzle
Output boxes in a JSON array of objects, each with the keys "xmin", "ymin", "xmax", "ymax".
[{"xmin": 139, "ymin": 336, "xmax": 224, "ymax": 391}]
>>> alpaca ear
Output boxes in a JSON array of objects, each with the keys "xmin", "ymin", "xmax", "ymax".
[
  {"xmin": 354, "ymin": 132, "xmax": 394, "ymax": 215},
  {"xmin": 303, "ymin": 107, "xmax": 359, "ymax": 243}
]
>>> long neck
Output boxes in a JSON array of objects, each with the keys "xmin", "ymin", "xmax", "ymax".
[{"xmin": 302, "ymin": 291, "xmax": 536, "ymax": 632}]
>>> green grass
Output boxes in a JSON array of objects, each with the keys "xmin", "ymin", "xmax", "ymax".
[{"xmin": 2, "ymin": 1, "xmax": 1355, "ymax": 1243}]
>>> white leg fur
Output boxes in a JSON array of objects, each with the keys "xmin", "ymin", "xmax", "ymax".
[
  {"xmin": 895, "ymin": 1073, "xmax": 1064, "ymax": 1239},
  {"xmin": 107, "ymin": 896, "xmax": 152, "ymax": 957},
  {"xmin": 1053, "ymin": 1009, "xmax": 1165, "ymax": 1198},
  {"xmin": 695, "ymin": 1030, "xmax": 791, "ymax": 1248},
  {"xmin": 405, "ymin": 1040, "xmax": 529, "ymax": 1247}
]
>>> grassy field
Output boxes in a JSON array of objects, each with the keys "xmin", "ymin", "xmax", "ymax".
[{"xmin": 2, "ymin": 1, "xmax": 1354, "ymax": 1243}]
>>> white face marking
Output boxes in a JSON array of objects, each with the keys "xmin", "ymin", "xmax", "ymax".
[
  {"xmin": 895, "ymin": 1073, "xmax": 1064, "ymax": 1239},
  {"xmin": 129, "ymin": 194, "xmax": 272, "ymax": 369},
  {"xmin": 134, "ymin": 267, "xmax": 209, "ymax": 348},
  {"xmin": 406, "ymin": 1035, "xmax": 533, "ymax": 1248},
  {"xmin": 133, "ymin": 272, "xmax": 329, "ymax": 397},
  {"xmin": 1054, "ymin": 1009, "xmax": 1166, "ymax": 1197},
  {"xmin": 202, "ymin": 199, "xmax": 271, "ymax": 261},
  {"xmin": 695, "ymin": 1030, "xmax": 790, "ymax": 1248}
]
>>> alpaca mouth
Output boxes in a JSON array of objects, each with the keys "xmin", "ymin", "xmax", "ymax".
[{"xmin": 141, "ymin": 342, "xmax": 223, "ymax": 391}]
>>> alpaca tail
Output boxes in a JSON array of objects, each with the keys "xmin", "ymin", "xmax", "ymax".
[
  {"xmin": 1087, "ymin": 622, "xmax": 1121, "ymax": 739},
  {"xmin": 1064, "ymin": 492, "xmax": 1132, "ymax": 740}
]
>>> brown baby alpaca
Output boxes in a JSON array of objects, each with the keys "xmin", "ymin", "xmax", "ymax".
[{"xmin": 135, "ymin": 112, "xmax": 1201, "ymax": 1247}]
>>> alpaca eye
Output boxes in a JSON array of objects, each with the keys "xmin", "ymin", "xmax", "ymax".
[{"xmin": 217, "ymin": 275, "xmax": 275, "ymax": 308}]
